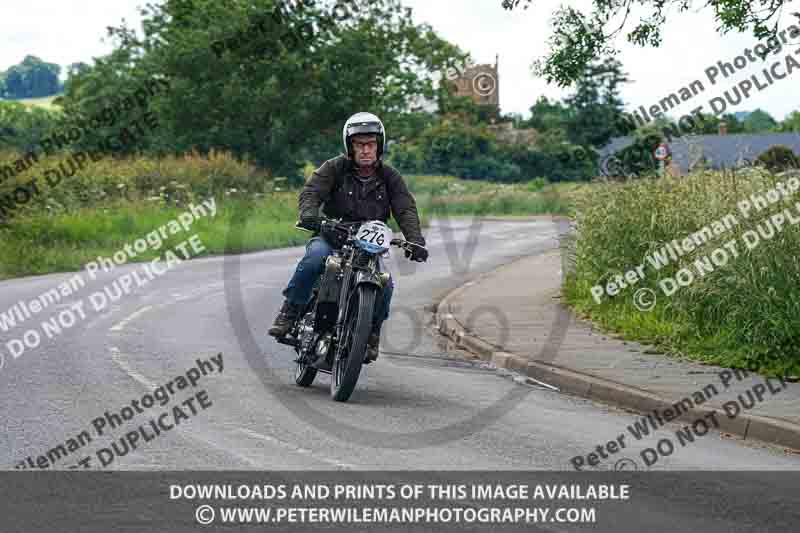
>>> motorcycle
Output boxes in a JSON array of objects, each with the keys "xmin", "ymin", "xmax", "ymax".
[{"xmin": 275, "ymin": 218, "xmax": 427, "ymax": 402}]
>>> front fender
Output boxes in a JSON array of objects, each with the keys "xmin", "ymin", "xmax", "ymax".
[{"xmin": 353, "ymin": 269, "xmax": 383, "ymax": 290}]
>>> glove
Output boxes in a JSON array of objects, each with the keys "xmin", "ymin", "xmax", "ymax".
[
  {"xmin": 320, "ymin": 219, "xmax": 349, "ymax": 248},
  {"xmin": 405, "ymin": 243, "xmax": 428, "ymax": 262},
  {"xmin": 297, "ymin": 216, "xmax": 321, "ymax": 232}
]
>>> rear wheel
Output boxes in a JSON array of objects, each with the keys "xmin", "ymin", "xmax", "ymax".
[
  {"xmin": 331, "ymin": 285, "xmax": 376, "ymax": 402},
  {"xmin": 294, "ymin": 359, "xmax": 317, "ymax": 386},
  {"xmin": 294, "ymin": 283, "xmax": 320, "ymax": 387}
]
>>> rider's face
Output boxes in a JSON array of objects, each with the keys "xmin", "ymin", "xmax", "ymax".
[{"xmin": 352, "ymin": 135, "xmax": 378, "ymax": 167}]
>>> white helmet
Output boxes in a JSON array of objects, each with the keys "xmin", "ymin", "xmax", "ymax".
[{"xmin": 342, "ymin": 112, "xmax": 385, "ymax": 159}]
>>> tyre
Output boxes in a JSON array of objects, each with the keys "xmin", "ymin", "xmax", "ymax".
[
  {"xmin": 330, "ymin": 284, "xmax": 376, "ymax": 402},
  {"xmin": 294, "ymin": 282, "xmax": 319, "ymax": 387},
  {"xmin": 294, "ymin": 359, "xmax": 317, "ymax": 387}
]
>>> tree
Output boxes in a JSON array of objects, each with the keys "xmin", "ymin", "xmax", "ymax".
[
  {"xmin": 611, "ymin": 125, "xmax": 665, "ymax": 177},
  {"xmin": 524, "ymin": 96, "xmax": 573, "ymax": 134},
  {"xmin": 0, "ymin": 101, "xmax": 59, "ymax": 152},
  {"xmin": 681, "ymin": 112, "xmax": 744, "ymax": 135},
  {"xmin": 0, "ymin": 55, "xmax": 62, "ymax": 98},
  {"xmin": 563, "ymin": 57, "xmax": 629, "ymax": 147},
  {"xmin": 778, "ymin": 111, "xmax": 800, "ymax": 133},
  {"xmin": 57, "ymin": 0, "xmax": 463, "ymax": 175},
  {"xmin": 757, "ymin": 145, "xmax": 799, "ymax": 171},
  {"xmin": 437, "ymin": 85, "xmax": 501, "ymax": 125},
  {"xmin": 501, "ymin": 0, "xmax": 799, "ymax": 87},
  {"xmin": 742, "ymin": 108, "xmax": 778, "ymax": 132},
  {"xmin": 66, "ymin": 62, "xmax": 90, "ymax": 80}
]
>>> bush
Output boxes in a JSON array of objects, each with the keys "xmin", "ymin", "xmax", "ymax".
[
  {"xmin": 387, "ymin": 142, "xmax": 425, "ymax": 174},
  {"xmin": 388, "ymin": 120, "xmax": 597, "ymax": 183},
  {"xmin": 0, "ymin": 100, "xmax": 60, "ymax": 153},
  {"xmin": 524, "ymin": 177, "xmax": 549, "ymax": 192},
  {"xmin": 608, "ymin": 126, "xmax": 664, "ymax": 177},
  {"xmin": 0, "ymin": 149, "xmax": 271, "ymax": 223},
  {"xmin": 757, "ymin": 145, "xmax": 799, "ymax": 172},
  {"xmin": 504, "ymin": 143, "xmax": 595, "ymax": 182},
  {"xmin": 388, "ymin": 120, "xmax": 524, "ymax": 181}
]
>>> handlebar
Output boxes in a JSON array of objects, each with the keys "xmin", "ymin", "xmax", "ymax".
[{"xmin": 295, "ymin": 218, "xmax": 426, "ymax": 252}]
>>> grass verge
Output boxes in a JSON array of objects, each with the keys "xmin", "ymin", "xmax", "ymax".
[
  {"xmin": 563, "ymin": 169, "xmax": 800, "ymax": 377},
  {"xmin": 0, "ymin": 174, "xmax": 577, "ymax": 280}
]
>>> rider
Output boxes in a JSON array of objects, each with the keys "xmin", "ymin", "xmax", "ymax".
[{"xmin": 268, "ymin": 112, "xmax": 429, "ymax": 363}]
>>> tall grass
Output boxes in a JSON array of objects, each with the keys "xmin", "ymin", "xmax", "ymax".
[
  {"xmin": 563, "ymin": 168, "xmax": 800, "ymax": 377},
  {"xmin": 0, "ymin": 195, "xmax": 309, "ymax": 278},
  {"xmin": 1, "ymin": 152, "xmax": 575, "ymax": 279},
  {"xmin": 407, "ymin": 174, "xmax": 577, "ymax": 217}
]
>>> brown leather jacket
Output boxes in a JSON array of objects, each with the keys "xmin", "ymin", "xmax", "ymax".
[{"xmin": 299, "ymin": 154, "xmax": 425, "ymax": 245}]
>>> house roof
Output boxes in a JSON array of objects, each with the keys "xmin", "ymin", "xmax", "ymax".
[{"xmin": 601, "ymin": 132, "xmax": 800, "ymax": 173}]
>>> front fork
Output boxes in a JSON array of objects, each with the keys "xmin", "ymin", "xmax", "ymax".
[{"xmin": 333, "ymin": 256, "xmax": 386, "ymax": 360}]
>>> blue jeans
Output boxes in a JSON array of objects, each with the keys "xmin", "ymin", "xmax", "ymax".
[{"xmin": 282, "ymin": 236, "xmax": 394, "ymax": 332}]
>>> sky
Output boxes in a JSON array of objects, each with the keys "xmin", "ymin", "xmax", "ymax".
[{"xmin": 1, "ymin": 0, "xmax": 798, "ymax": 120}]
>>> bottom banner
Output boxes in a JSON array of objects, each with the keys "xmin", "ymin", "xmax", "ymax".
[{"xmin": 0, "ymin": 471, "xmax": 797, "ymax": 532}]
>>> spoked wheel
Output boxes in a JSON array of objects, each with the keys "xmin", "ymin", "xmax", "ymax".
[
  {"xmin": 331, "ymin": 285, "xmax": 376, "ymax": 402},
  {"xmin": 294, "ymin": 285, "xmax": 319, "ymax": 387}
]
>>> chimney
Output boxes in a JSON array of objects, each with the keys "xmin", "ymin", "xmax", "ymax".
[{"xmin": 718, "ymin": 120, "xmax": 728, "ymax": 136}]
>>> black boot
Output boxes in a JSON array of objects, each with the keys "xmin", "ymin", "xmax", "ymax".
[
  {"xmin": 364, "ymin": 325, "xmax": 381, "ymax": 364},
  {"xmin": 268, "ymin": 300, "xmax": 303, "ymax": 338}
]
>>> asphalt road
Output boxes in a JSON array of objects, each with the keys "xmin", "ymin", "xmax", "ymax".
[
  {"xmin": 2, "ymin": 216, "xmax": 799, "ymax": 531},
  {"xmin": 1, "ymin": 216, "xmax": 798, "ymax": 472}
]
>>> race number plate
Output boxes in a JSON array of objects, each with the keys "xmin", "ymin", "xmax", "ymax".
[{"xmin": 355, "ymin": 220, "xmax": 392, "ymax": 253}]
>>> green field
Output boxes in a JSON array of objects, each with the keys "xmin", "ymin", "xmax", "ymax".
[
  {"xmin": 14, "ymin": 95, "xmax": 61, "ymax": 110},
  {"xmin": 0, "ymin": 153, "xmax": 577, "ymax": 279}
]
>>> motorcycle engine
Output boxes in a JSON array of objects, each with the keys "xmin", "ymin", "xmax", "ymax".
[
  {"xmin": 298, "ymin": 315, "xmax": 317, "ymax": 355},
  {"xmin": 315, "ymin": 332, "xmax": 333, "ymax": 359}
]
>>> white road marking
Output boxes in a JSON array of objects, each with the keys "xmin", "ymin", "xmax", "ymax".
[
  {"xmin": 108, "ymin": 346, "xmax": 264, "ymax": 469},
  {"xmin": 109, "ymin": 346, "xmax": 155, "ymax": 388},
  {"xmin": 85, "ymin": 305, "xmax": 121, "ymax": 330},
  {"xmin": 110, "ymin": 305, "xmax": 154, "ymax": 332},
  {"xmin": 237, "ymin": 428, "xmax": 356, "ymax": 470},
  {"xmin": 198, "ymin": 291, "xmax": 224, "ymax": 302},
  {"xmin": 526, "ymin": 376, "xmax": 560, "ymax": 391}
]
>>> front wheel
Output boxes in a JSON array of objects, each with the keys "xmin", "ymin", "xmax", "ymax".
[{"xmin": 331, "ymin": 285, "xmax": 376, "ymax": 402}]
